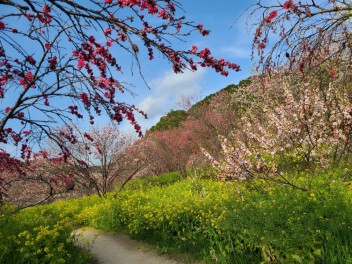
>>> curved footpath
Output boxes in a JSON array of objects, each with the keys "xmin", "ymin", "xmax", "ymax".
[{"xmin": 75, "ymin": 227, "xmax": 182, "ymax": 264}]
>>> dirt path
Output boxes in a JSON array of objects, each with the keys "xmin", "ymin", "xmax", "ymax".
[{"xmin": 75, "ymin": 227, "xmax": 182, "ymax": 264}]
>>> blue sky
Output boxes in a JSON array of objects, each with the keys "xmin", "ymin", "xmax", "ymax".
[{"xmin": 120, "ymin": 1, "xmax": 257, "ymax": 133}]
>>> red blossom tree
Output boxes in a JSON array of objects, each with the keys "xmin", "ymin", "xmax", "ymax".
[
  {"xmin": 142, "ymin": 99, "xmax": 238, "ymax": 178},
  {"xmin": 144, "ymin": 128, "xmax": 194, "ymax": 177},
  {"xmin": 0, "ymin": 151, "xmax": 75, "ymax": 209},
  {"xmin": 0, "ymin": 0, "xmax": 239, "ymax": 205}
]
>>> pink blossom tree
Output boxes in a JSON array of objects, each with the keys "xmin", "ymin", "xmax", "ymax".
[
  {"xmin": 249, "ymin": 0, "xmax": 352, "ymax": 73},
  {"xmin": 54, "ymin": 124, "xmax": 149, "ymax": 197},
  {"xmin": 200, "ymin": 0, "xmax": 352, "ymax": 188},
  {"xmin": 203, "ymin": 64, "xmax": 352, "ymax": 189}
]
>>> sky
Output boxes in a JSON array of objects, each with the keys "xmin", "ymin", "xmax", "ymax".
[{"xmin": 119, "ymin": 0, "xmax": 257, "ymax": 133}]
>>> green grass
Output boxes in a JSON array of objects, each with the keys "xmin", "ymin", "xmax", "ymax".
[
  {"xmin": 2, "ymin": 170, "xmax": 352, "ymax": 263},
  {"xmin": 115, "ymin": 171, "xmax": 181, "ymax": 191},
  {"xmin": 0, "ymin": 203, "xmax": 92, "ymax": 264}
]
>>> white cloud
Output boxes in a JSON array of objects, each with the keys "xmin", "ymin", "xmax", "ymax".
[
  {"xmin": 139, "ymin": 95, "xmax": 168, "ymax": 120},
  {"xmin": 138, "ymin": 68, "xmax": 206, "ymax": 121}
]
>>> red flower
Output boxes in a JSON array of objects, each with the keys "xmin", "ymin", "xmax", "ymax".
[
  {"xmin": 48, "ymin": 56, "xmax": 57, "ymax": 70},
  {"xmin": 158, "ymin": 9, "xmax": 167, "ymax": 19},
  {"xmin": 26, "ymin": 71, "xmax": 34, "ymax": 81},
  {"xmin": 19, "ymin": 72, "xmax": 35, "ymax": 89},
  {"xmin": 44, "ymin": 96, "xmax": 50, "ymax": 106},
  {"xmin": 42, "ymin": 5, "xmax": 51, "ymax": 13},
  {"xmin": 26, "ymin": 56, "xmax": 36, "ymax": 65},
  {"xmin": 265, "ymin": 11, "xmax": 278, "ymax": 23},
  {"xmin": 45, "ymin": 42, "xmax": 51, "ymax": 50},
  {"xmin": 25, "ymin": 12, "xmax": 32, "ymax": 21},
  {"xmin": 106, "ymin": 39, "xmax": 113, "ymax": 47},
  {"xmin": 259, "ymin": 43, "xmax": 266, "ymax": 49},
  {"xmin": 283, "ymin": 0, "xmax": 295, "ymax": 10},
  {"xmin": 105, "ymin": 0, "xmax": 113, "ymax": 3},
  {"xmin": 89, "ymin": 36, "xmax": 95, "ymax": 43},
  {"xmin": 95, "ymin": 143, "xmax": 102, "ymax": 154},
  {"xmin": 80, "ymin": 93, "xmax": 90, "ymax": 107},
  {"xmin": 196, "ymin": 24, "xmax": 203, "ymax": 31},
  {"xmin": 5, "ymin": 107, "xmax": 11, "ymax": 113},
  {"xmin": 0, "ymin": 20, "xmax": 5, "ymax": 30},
  {"xmin": 191, "ymin": 45, "xmax": 198, "ymax": 53},
  {"xmin": 23, "ymin": 130, "xmax": 31, "ymax": 136},
  {"xmin": 104, "ymin": 92, "xmax": 112, "ymax": 99},
  {"xmin": 84, "ymin": 132, "xmax": 94, "ymax": 142}
]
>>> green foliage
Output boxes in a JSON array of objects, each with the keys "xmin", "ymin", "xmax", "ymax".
[
  {"xmin": 0, "ymin": 201, "xmax": 93, "ymax": 264},
  {"xmin": 2, "ymin": 170, "xmax": 352, "ymax": 263},
  {"xmin": 77, "ymin": 170, "xmax": 352, "ymax": 263},
  {"xmin": 224, "ymin": 78, "xmax": 252, "ymax": 94},
  {"xmin": 222, "ymin": 171, "xmax": 352, "ymax": 263},
  {"xmin": 116, "ymin": 172, "xmax": 181, "ymax": 191},
  {"xmin": 190, "ymin": 78, "xmax": 252, "ymax": 110},
  {"xmin": 79, "ymin": 179, "xmax": 235, "ymax": 262},
  {"xmin": 149, "ymin": 110, "xmax": 188, "ymax": 132}
]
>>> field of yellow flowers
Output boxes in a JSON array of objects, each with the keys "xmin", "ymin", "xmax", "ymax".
[{"xmin": 2, "ymin": 170, "xmax": 352, "ymax": 263}]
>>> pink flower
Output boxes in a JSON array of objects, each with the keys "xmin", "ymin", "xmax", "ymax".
[
  {"xmin": 77, "ymin": 57, "xmax": 85, "ymax": 69},
  {"xmin": 105, "ymin": 0, "xmax": 113, "ymax": 3},
  {"xmin": 104, "ymin": 92, "xmax": 112, "ymax": 99},
  {"xmin": 104, "ymin": 28, "xmax": 112, "ymax": 35}
]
